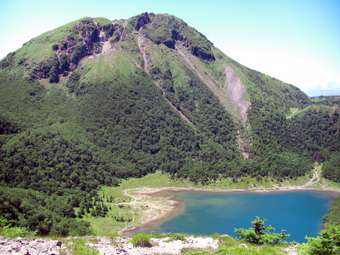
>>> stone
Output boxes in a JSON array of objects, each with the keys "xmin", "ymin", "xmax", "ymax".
[
  {"xmin": 163, "ymin": 39, "xmax": 176, "ymax": 49},
  {"xmin": 135, "ymin": 12, "xmax": 151, "ymax": 30},
  {"xmin": 171, "ymin": 30, "xmax": 184, "ymax": 41},
  {"xmin": 0, "ymin": 237, "xmax": 62, "ymax": 255},
  {"xmin": 191, "ymin": 46, "xmax": 215, "ymax": 61}
]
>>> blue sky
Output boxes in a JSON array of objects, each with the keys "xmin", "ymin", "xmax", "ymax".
[{"xmin": 1, "ymin": 0, "xmax": 339, "ymax": 96}]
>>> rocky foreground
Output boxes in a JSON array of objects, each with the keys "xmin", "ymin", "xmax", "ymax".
[
  {"xmin": 92, "ymin": 236, "xmax": 219, "ymax": 255},
  {"xmin": 0, "ymin": 236, "xmax": 219, "ymax": 255},
  {"xmin": 0, "ymin": 237, "xmax": 63, "ymax": 255}
]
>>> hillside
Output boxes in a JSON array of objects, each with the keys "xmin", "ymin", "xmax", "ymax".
[{"xmin": 0, "ymin": 12, "xmax": 339, "ymax": 236}]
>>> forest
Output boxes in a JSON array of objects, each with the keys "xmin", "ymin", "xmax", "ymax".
[{"xmin": 0, "ymin": 14, "xmax": 339, "ymax": 235}]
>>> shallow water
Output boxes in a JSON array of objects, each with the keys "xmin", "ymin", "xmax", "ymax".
[{"xmin": 151, "ymin": 191, "xmax": 336, "ymax": 242}]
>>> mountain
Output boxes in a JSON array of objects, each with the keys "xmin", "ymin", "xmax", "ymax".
[{"xmin": 0, "ymin": 13, "xmax": 339, "ymax": 235}]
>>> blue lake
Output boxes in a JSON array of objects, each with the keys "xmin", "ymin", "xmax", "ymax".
[{"xmin": 151, "ymin": 191, "xmax": 336, "ymax": 242}]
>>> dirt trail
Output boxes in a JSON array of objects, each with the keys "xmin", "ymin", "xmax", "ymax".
[
  {"xmin": 303, "ymin": 164, "xmax": 321, "ymax": 187},
  {"xmin": 136, "ymin": 33, "xmax": 195, "ymax": 127},
  {"xmin": 285, "ymin": 246, "xmax": 298, "ymax": 255},
  {"xmin": 101, "ymin": 40, "xmax": 112, "ymax": 55}
]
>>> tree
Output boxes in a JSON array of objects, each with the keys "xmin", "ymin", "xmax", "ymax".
[
  {"xmin": 235, "ymin": 217, "xmax": 288, "ymax": 245},
  {"xmin": 253, "ymin": 217, "xmax": 266, "ymax": 235}
]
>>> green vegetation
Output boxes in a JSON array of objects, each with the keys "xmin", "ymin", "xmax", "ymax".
[
  {"xmin": 0, "ymin": 216, "xmax": 36, "ymax": 238},
  {"xmin": 134, "ymin": 13, "xmax": 215, "ymax": 60},
  {"xmin": 0, "ymin": 127, "xmax": 118, "ymax": 193},
  {"xmin": 14, "ymin": 19, "xmax": 80, "ymax": 64},
  {"xmin": 300, "ymin": 225, "xmax": 340, "ymax": 255},
  {"xmin": 71, "ymin": 239, "xmax": 99, "ymax": 255},
  {"xmin": 0, "ymin": 186, "xmax": 91, "ymax": 236},
  {"xmin": 235, "ymin": 217, "xmax": 288, "ymax": 245},
  {"xmin": 186, "ymin": 245, "xmax": 286, "ymax": 255},
  {"xmin": 311, "ymin": 96, "xmax": 340, "ymax": 106},
  {"xmin": 0, "ymin": 12, "xmax": 339, "ymax": 239},
  {"xmin": 325, "ymin": 197, "xmax": 340, "ymax": 226},
  {"xmin": 185, "ymin": 235, "xmax": 287, "ymax": 255},
  {"xmin": 82, "ymin": 171, "xmax": 313, "ymax": 235},
  {"xmin": 323, "ymin": 153, "xmax": 340, "ymax": 182},
  {"xmin": 131, "ymin": 232, "xmax": 153, "ymax": 247}
]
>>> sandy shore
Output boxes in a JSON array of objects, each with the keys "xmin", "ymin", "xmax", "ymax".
[
  {"xmin": 121, "ymin": 183, "xmax": 340, "ymax": 235},
  {"xmin": 120, "ymin": 188, "xmax": 185, "ymax": 235}
]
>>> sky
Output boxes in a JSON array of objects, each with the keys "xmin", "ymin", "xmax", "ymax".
[{"xmin": 0, "ymin": 0, "xmax": 339, "ymax": 96}]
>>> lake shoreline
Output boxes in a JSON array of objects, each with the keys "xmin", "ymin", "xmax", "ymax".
[{"xmin": 121, "ymin": 185, "xmax": 340, "ymax": 235}]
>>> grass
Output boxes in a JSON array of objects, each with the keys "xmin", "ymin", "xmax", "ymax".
[
  {"xmin": 71, "ymin": 239, "xmax": 99, "ymax": 255},
  {"xmin": 286, "ymin": 107, "xmax": 300, "ymax": 119},
  {"xmin": 15, "ymin": 19, "xmax": 81, "ymax": 64},
  {"xmin": 203, "ymin": 245, "xmax": 286, "ymax": 255},
  {"xmin": 78, "ymin": 48, "xmax": 139, "ymax": 85},
  {"xmin": 130, "ymin": 232, "xmax": 153, "ymax": 247},
  {"xmin": 324, "ymin": 196, "xmax": 340, "ymax": 225},
  {"xmin": 0, "ymin": 226, "xmax": 36, "ymax": 238},
  {"xmin": 147, "ymin": 41, "xmax": 192, "ymax": 87},
  {"xmin": 320, "ymin": 178, "xmax": 340, "ymax": 189},
  {"xmin": 14, "ymin": 17, "xmax": 111, "ymax": 66},
  {"xmin": 127, "ymin": 232, "xmax": 288, "ymax": 254},
  {"xmin": 82, "ymin": 171, "xmax": 191, "ymax": 236},
  {"xmin": 84, "ymin": 171, "xmax": 315, "ymax": 236},
  {"xmin": 286, "ymin": 105, "xmax": 338, "ymax": 119},
  {"xmin": 93, "ymin": 17, "xmax": 112, "ymax": 26},
  {"xmin": 184, "ymin": 235, "xmax": 287, "ymax": 255}
]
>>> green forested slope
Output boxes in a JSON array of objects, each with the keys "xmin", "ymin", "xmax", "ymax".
[{"xmin": 0, "ymin": 13, "xmax": 339, "ymax": 235}]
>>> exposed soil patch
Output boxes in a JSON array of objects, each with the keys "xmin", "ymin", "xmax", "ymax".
[
  {"xmin": 224, "ymin": 67, "xmax": 250, "ymax": 124},
  {"xmin": 137, "ymin": 32, "xmax": 151, "ymax": 74}
]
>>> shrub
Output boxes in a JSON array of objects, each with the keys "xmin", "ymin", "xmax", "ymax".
[
  {"xmin": 168, "ymin": 233, "xmax": 186, "ymax": 241},
  {"xmin": 131, "ymin": 233, "xmax": 152, "ymax": 247},
  {"xmin": 305, "ymin": 225, "xmax": 340, "ymax": 255},
  {"xmin": 0, "ymin": 226, "xmax": 36, "ymax": 238},
  {"xmin": 325, "ymin": 197, "xmax": 340, "ymax": 226},
  {"xmin": 323, "ymin": 153, "xmax": 340, "ymax": 182},
  {"xmin": 0, "ymin": 187, "xmax": 92, "ymax": 236},
  {"xmin": 71, "ymin": 239, "xmax": 99, "ymax": 255},
  {"xmin": 235, "ymin": 217, "xmax": 288, "ymax": 245},
  {"xmin": 0, "ymin": 216, "xmax": 36, "ymax": 237}
]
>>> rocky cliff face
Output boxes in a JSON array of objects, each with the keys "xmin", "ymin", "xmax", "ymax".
[
  {"xmin": 134, "ymin": 13, "xmax": 216, "ymax": 61},
  {"xmin": 30, "ymin": 19, "xmax": 125, "ymax": 83},
  {"xmin": 2, "ymin": 13, "xmax": 216, "ymax": 85}
]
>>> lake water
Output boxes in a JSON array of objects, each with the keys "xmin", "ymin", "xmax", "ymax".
[{"xmin": 151, "ymin": 191, "xmax": 336, "ymax": 242}]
